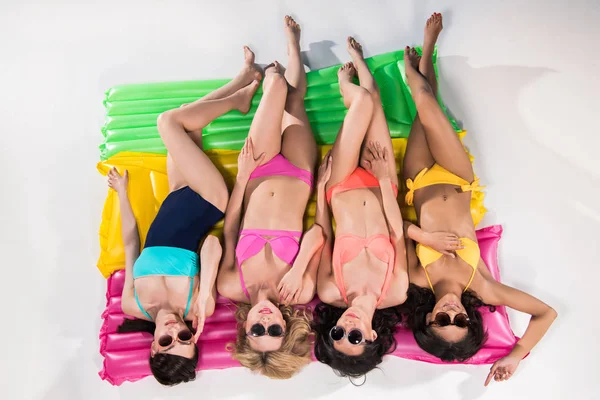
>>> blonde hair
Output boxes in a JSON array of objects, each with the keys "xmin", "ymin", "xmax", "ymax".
[{"xmin": 229, "ymin": 303, "xmax": 313, "ymax": 379}]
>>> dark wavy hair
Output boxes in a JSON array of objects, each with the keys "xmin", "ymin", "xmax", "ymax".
[
  {"xmin": 312, "ymin": 302, "xmax": 402, "ymax": 383},
  {"xmin": 401, "ymin": 284, "xmax": 496, "ymax": 362},
  {"xmin": 118, "ymin": 318, "xmax": 198, "ymax": 386}
]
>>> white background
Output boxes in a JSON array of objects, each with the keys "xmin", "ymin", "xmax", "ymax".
[{"xmin": 1, "ymin": 0, "xmax": 599, "ymax": 399}]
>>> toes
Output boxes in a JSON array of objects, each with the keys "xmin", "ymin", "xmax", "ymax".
[{"xmin": 243, "ymin": 46, "xmax": 255, "ymax": 64}]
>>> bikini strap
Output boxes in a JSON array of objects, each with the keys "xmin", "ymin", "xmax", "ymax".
[
  {"xmin": 183, "ymin": 277, "xmax": 195, "ymax": 318},
  {"xmin": 134, "ymin": 286, "xmax": 153, "ymax": 320}
]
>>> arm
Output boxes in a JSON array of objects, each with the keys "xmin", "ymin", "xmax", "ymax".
[
  {"xmin": 107, "ymin": 169, "xmax": 142, "ymax": 317},
  {"xmin": 220, "ymin": 137, "xmax": 265, "ymax": 271},
  {"xmin": 191, "ymin": 235, "xmax": 222, "ymax": 340},
  {"xmin": 278, "ymin": 224, "xmax": 325, "ymax": 304},
  {"xmin": 487, "ymin": 281, "xmax": 557, "ymax": 359},
  {"xmin": 483, "ymin": 279, "xmax": 557, "ymax": 385},
  {"xmin": 220, "ymin": 177, "xmax": 247, "ymax": 270},
  {"xmin": 378, "ymin": 177, "xmax": 404, "ymax": 240},
  {"xmin": 404, "ymin": 221, "xmax": 463, "ymax": 256},
  {"xmin": 314, "ymin": 155, "xmax": 341, "ymax": 303}
]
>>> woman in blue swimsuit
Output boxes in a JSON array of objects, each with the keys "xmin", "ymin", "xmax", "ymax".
[{"xmin": 109, "ymin": 47, "xmax": 262, "ymax": 386}]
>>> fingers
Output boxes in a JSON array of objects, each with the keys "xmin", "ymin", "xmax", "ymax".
[
  {"xmin": 441, "ymin": 250, "xmax": 456, "ymax": 258},
  {"xmin": 484, "ymin": 364, "xmax": 499, "ymax": 387},
  {"xmin": 123, "ymin": 170, "xmax": 129, "ymax": 179}
]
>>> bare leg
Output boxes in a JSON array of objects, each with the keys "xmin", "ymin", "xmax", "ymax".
[
  {"xmin": 403, "ymin": 13, "xmax": 444, "ymax": 181},
  {"xmin": 347, "ymin": 37, "xmax": 398, "ymax": 186},
  {"xmin": 280, "ymin": 15, "xmax": 318, "ymax": 174},
  {"xmin": 404, "ymin": 47, "xmax": 474, "ymax": 182},
  {"xmin": 167, "ymin": 47, "xmax": 263, "ymax": 194},
  {"xmin": 158, "ymin": 80, "xmax": 260, "ymax": 212},
  {"xmin": 326, "ymin": 63, "xmax": 374, "ymax": 189},
  {"xmin": 202, "ymin": 46, "xmax": 262, "ymax": 102},
  {"xmin": 247, "ymin": 61, "xmax": 288, "ymax": 163},
  {"xmin": 419, "ymin": 13, "xmax": 443, "ymax": 98}
]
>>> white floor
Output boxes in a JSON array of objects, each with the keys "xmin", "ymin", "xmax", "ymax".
[{"xmin": 2, "ymin": 0, "xmax": 599, "ymax": 399}]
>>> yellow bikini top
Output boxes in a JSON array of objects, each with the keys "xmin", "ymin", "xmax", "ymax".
[
  {"xmin": 405, "ymin": 163, "xmax": 484, "ymax": 206},
  {"xmin": 416, "ymin": 237, "xmax": 480, "ymax": 293}
]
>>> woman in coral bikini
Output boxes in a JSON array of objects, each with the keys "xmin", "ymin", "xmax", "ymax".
[
  {"xmin": 216, "ymin": 16, "xmax": 321, "ymax": 379},
  {"xmin": 312, "ymin": 36, "xmax": 409, "ymax": 380},
  {"xmin": 108, "ymin": 46, "xmax": 262, "ymax": 386},
  {"xmin": 400, "ymin": 13, "xmax": 556, "ymax": 385}
]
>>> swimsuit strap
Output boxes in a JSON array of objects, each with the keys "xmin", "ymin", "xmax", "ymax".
[
  {"xmin": 134, "ymin": 286, "xmax": 153, "ymax": 320},
  {"xmin": 183, "ymin": 277, "xmax": 194, "ymax": 318}
]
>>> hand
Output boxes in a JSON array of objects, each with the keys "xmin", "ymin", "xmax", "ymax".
[
  {"xmin": 107, "ymin": 167, "xmax": 129, "ymax": 194},
  {"xmin": 361, "ymin": 141, "xmax": 390, "ymax": 180},
  {"xmin": 317, "ymin": 150, "xmax": 333, "ymax": 190},
  {"xmin": 237, "ymin": 137, "xmax": 266, "ymax": 181},
  {"xmin": 423, "ymin": 232, "xmax": 465, "ymax": 257},
  {"xmin": 277, "ymin": 268, "xmax": 304, "ymax": 305},
  {"xmin": 192, "ymin": 292, "xmax": 216, "ymax": 343},
  {"xmin": 484, "ymin": 355, "xmax": 521, "ymax": 386}
]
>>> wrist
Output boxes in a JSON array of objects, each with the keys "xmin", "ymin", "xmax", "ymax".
[
  {"xmin": 236, "ymin": 174, "xmax": 249, "ymax": 184},
  {"xmin": 378, "ymin": 176, "xmax": 392, "ymax": 184}
]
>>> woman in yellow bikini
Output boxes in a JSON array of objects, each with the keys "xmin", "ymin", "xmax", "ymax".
[{"xmin": 401, "ymin": 13, "xmax": 557, "ymax": 385}]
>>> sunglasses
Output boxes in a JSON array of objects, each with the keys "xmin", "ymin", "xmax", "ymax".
[
  {"xmin": 428, "ymin": 312, "xmax": 470, "ymax": 328},
  {"xmin": 247, "ymin": 323, "xmax": 285, "ymax": 338},
  {"xmin": 157, "ymin": 329, "xmax": 194, "ymax": 348},
  {"xmin": 329, "ymin": 326, "xmax": 369, "ymax": 345}
]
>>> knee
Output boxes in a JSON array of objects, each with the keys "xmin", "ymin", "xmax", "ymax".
[
  {"xmin": 354, "ymin": 88, "xmax": 374, "ymax": 111},
  {"xmin": 264, "ymin": 73, "xmax": 288, "ymax": 94},
  {"xmin": 156, "ymin": 109, "xmax": 178, "ymax": 136}
]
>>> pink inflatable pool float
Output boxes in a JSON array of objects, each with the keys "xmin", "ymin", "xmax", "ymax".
[{"xmin": 99, "ymin": 224, "xmax": 517, "ymax": 385}]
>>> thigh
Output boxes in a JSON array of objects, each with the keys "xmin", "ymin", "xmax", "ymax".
[
  {"xmin": 167, "ymin": 129, "xmax": 203, "ymax": 192},
  {"xmin": 417, "ymin": 95, "xmax": 474, "ymax": 182},
  {"xmin": 403, "ymin": 115, "xmax": 435, "ymax": 181},
  {"xmin": 361, "ymin": 100, "xmax": 399, "ymax": 187},
  {"xmin": 248, "ymin": 74, "xmax": 288, "ymax": 164},
  {"xmin": 326, "ymin": 100, "xmax": 373, "ymax": 189},
  {"xmin": 280, "ymin": 98, "xmax": 318, "ymax": 173}
]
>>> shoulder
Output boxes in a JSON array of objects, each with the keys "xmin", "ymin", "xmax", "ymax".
[
  {"xmin": 216, "ymin": 267, "xmax": 247, "ymax": 302},
  {"xmin": 317, "ymin": 283, "xmax": 345, "ymax": 307}
]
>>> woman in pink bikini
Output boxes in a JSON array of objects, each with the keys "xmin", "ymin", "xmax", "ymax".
[
  {"xmin": 313, "ymin": 36, "xmax": 409, "ymax": 380},
  {"xmin": 216, "ymin": 16, "xmax": 323, "ymax": 379}
]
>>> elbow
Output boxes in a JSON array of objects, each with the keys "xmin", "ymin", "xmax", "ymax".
[{"xmin": 548, "ymin": 307, "xmax": 558, "ymax": 321}]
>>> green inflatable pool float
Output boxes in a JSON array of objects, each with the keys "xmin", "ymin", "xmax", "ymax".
[{"xmin": 100, "ymin": 47, "xmax": 457, "ymax": 160}]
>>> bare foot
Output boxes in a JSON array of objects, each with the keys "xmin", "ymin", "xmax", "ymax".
[
  {"xmin": 346, "ymin": 36, "xmax": 364, "ymax": 61},
  {"xmin": 423, "ymin": 12, "xmax": 443, "ymax": 51},
  {"xmin": 337, "ymin": 61, "xmax": 357, "ymax": 96},
  {"xmin": 236, "ymin": 46, "xmax": 262, "ymax": 86},
  {"xmin": 284, "ymin": 15, "xmax": 301, "ymax": 53},
  {"xmin": 233, "ymin": 80, "xmax": 260, "ymax": 114},
  {"xmin": 404, "ymin": 47, "xmax": 421, "ymax": 77}
]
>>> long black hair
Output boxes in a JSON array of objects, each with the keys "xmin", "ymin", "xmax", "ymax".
[
  {"xmin": 312, "ymin": 302, "xmax": 402, "ymax": 383},
  {"xmin": 401, "ymin": 284, "xmax": 495, "ymax": 362},
  {"xmin": 118, "ymin": 318, "xmax": 198, "ymax": 386}
]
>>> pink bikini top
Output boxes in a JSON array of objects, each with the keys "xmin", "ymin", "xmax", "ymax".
[
  {"xmin": 249, "ymin": 154, "xmax": 314, "ymax": 189},
  {"xmin": 332, "ymin": 234, "xmax": 395, "ymax": 307},
  {"xmin": 235, "ymin": 229, "xmax": 301, "ymax": 299}
]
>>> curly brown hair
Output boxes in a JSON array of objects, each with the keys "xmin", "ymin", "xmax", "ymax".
[{"xmin": 228, "ymin": 303, "xmax": 313, "ymax": 379}]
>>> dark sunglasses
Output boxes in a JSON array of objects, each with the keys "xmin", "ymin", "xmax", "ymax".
[
  {"xmin": 329, "ymin": 326, "xmax": 368, "ymax": 345},
  {"xmin": 429, "ymin": 312, "xmax": 470, "ymax": 328},
  {"xmin": 157, "ymin": 329, "xmax": 194, "ymax": 348},
  {"xmin": 247, "ymin": 323, "xmax": 285, "ymax": 338}
]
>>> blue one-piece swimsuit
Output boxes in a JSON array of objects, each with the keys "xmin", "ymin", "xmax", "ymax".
[{"xmin": 132, "ymin": 186, "xmax": 224, "ymax": 320}]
